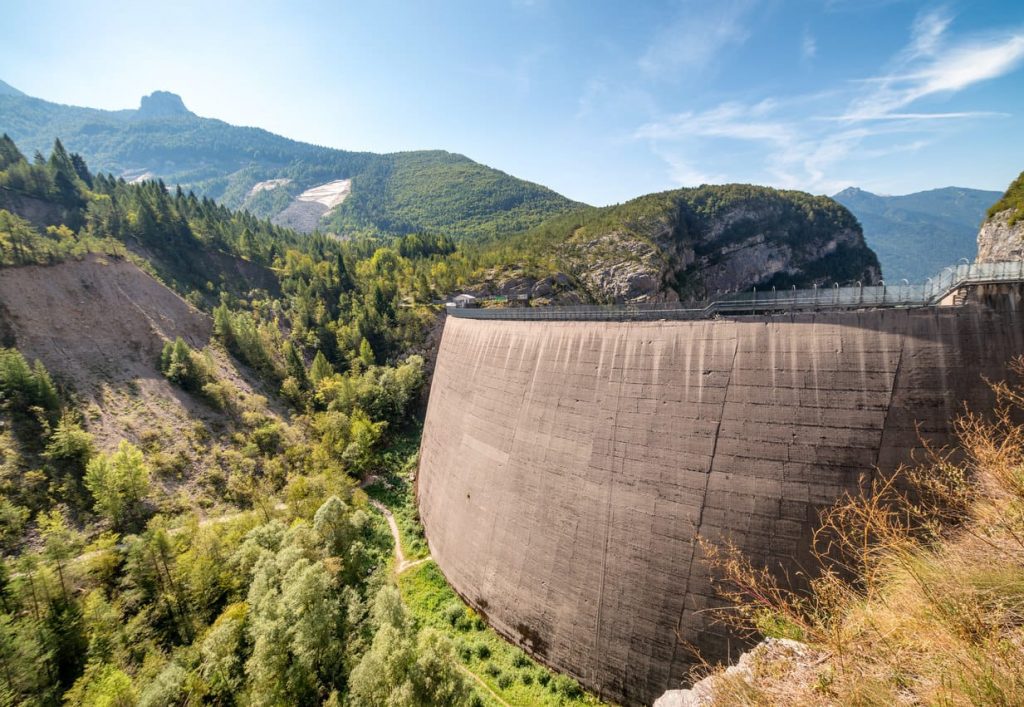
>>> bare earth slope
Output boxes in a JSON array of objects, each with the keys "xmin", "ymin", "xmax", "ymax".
[{"xmin": 0, "ymin": 256, "xmax": 264, "ymax": 451}]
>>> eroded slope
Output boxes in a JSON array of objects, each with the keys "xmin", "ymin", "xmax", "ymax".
[{"xmin": 0, "ymin": 255, "xmax": 272, "ymax": 452}]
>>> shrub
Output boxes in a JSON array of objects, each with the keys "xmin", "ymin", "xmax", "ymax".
[{"xmin": 698, "ymin": 356, "xmax": 1024, "ymax": 705}]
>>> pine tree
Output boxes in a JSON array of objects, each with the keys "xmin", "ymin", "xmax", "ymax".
[
  {"xmin": 309, "ymin": 351, "xmax": 335, "ymax": 385},
  {"xmin": 359, "ymin": 338, "xmax": 375, "ymax": 367},
  {"xmin": 283, "ymin": 342, "xmax": 309, "ymax": 389}
]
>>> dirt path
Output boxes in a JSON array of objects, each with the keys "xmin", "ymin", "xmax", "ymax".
[
  {"xmin": 457, "ymin": 663, "xmax": 512, "ymax": 707},
  {"xmin": 369, "ymin": 499, "xmax": 430, "ymax": 574}
]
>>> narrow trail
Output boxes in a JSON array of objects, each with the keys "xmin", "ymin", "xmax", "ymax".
[
  {"xmin": 457, "ymin": 663, "xmax": 513, "ymax": 707},
  {"xmin": 365, "ymin": 489, "xmax": 509, "ymax": 706},
  {"xmin": 369, "ymin": 499, "xmax": 430, "ymax": 574}
]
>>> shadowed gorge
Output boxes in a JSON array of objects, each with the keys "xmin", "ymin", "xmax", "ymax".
[{"xmin": 418, "ymin": 304, "xmax": 1024, "ymax": 705}]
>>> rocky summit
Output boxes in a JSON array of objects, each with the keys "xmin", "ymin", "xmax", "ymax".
[{"xmin": 136, "ymin": 90, "xmax": 193, "ymax": 119}]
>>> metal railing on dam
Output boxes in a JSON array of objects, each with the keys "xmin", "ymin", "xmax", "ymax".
[{"xmin": 448, "ymin": 260, "xmax": 1024, "ymax": 321}]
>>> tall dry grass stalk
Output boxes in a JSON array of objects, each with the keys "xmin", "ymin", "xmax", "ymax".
[{"xmin": 698, "ymin": 357, "xmax": 1024, "ymax": 706}]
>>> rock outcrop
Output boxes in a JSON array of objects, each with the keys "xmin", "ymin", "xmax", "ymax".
[
  {"xmin": 550, "ymin": 185, "xmax": 881, "ymax": 303},
  {"xmin": 977, "ymin": 209, "xmax": 1024, "ymax": 262},
  {"xmin": 136, "ymin": 90, "xmax": 194, "ymax": 120},
  {"xmin": 977, "ymin": 172, "xmax": 1024, "ymax": 263},
  {"xmin": 654, "ymin": 639, "xmax": 827, "ymax": 707}
]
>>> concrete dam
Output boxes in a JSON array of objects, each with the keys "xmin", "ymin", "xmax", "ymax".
[{"xmin": 417, "ymin": 284, "xmax": 1024, "ymax": 705}]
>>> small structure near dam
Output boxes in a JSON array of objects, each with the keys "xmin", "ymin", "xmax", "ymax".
[{"xmin": 417, "ymin": 263, "xmax": 1024, "ymax": 706}]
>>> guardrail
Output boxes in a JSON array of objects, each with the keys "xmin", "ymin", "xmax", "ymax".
[{"xmin": 447, "ymin": 260, "xmax": 1024, "ymax": 322}]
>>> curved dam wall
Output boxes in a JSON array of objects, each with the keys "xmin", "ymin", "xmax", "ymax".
[{"xmin": 417, "ymin": 306, "xmax": 1024, "ymax": 706}]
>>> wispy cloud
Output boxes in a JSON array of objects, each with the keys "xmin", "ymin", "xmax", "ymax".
[
  {"xmin": 801, "ymin": 28, "xmax": 817, "ymax": 61},
  {"xmin": 907, "ymin": 7, "xmax": 952, "ymax": 58},
  {"xmin": 639, "ymin": 0, "xmax": 758, "ymax": 78},
  {"xmin": 636, "ymin": 10, "xmax": 1024, "ymax": 192},
  {"xmin": 839, "ymin": 9, "xmax": 1024, "ymax": 121}
]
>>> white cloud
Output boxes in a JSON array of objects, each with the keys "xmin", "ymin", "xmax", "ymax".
[
  {"xmin": 639, "ymin": 0, "xmax": 758, "ymax": 78},
  {"xmin": 636, "ymin": 12, "xmax": 1024, "ymax": 193},
  {"xmin": 839, "ymin": 9, "xmax": 1024, "ymax": 121}
]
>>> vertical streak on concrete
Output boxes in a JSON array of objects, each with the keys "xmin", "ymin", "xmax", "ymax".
[
  {"xmin": 668, "ymin": 325, "xmax": 739, "ymax": 684},
  {"xmin": 874, "ymin": 342, "xmax": 906, "ymax": 483},
  {"xmin": 593, "ymin": 321, "xmax": 629, "ymax": 696}
]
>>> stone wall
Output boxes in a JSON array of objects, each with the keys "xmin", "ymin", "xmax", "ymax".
[{"xmin": 417, "ymin": 306, "xmax": 1024, "ymax": 706}]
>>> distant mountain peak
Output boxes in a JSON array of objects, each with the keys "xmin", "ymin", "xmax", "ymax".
[
  {"xmin": 0, "ymin": 79, "xmax": 26, "ymax": 97},
  {"xmin": 136, "ymin": 90, "xmax": 193, "ymax": 119},
  {"xmin": 833, "ymin": 186, "xmax": 872, "ymax": 199}
]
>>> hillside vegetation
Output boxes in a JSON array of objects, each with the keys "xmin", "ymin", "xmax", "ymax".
[
  {"xmin": 0, "ymin": 88, "xmax": 579, "ymax": 239},
  {"xmin": 987, "ymin": 170, "xmax": 1024, "ymax": 226},
  {"xmin": 0, "ymin": 137, "xmax": 599, "ymax": 705},
  {"xmin": 691, "ymin": 361, "xmax": 1024, "ymax": 705}
]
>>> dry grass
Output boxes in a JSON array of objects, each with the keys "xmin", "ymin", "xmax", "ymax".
[{"xmin": 699, "ymin": 357, "xmax": 1024, "ymax": 706}]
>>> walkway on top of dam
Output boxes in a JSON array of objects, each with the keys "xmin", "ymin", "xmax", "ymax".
[{"xmin": 448, "ymin": 260, "xmax": 1024, "ymax": 322}]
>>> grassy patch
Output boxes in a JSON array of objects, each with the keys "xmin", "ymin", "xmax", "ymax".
[{"xmin": 399, "ymin": 561, "xmax": 603, "ymax": 706}]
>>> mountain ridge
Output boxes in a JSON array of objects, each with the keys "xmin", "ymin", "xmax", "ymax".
[
  {"xmin": 833, "ymin": 185, "xmax": 1001, "ymax": 281},
  {"xmin": 0, "ymin": 83, "xmax": 581, "ymax": 239}
]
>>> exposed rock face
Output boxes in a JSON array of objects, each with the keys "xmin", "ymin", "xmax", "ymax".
[
  {"xmin": 136, "ymin": 91, "xmax": 193, "ymax": 119},
  {"xmin": 463, "ymin": 267, "xmax": 584, "ymax": 305},
  {"xmin": 553, "ymin": 186, "xmax": 881, "ymax": 303},
  {"xmin": 977, "ymin": 209, "xmax": 1024, "ymax": 262},
  {"xmin": 560, "ymin": 230, "xmax": 679, "ymax": 302},
  {"xmin": 654, "ymin": 639, "xmax": 826, "ymax": 707}
]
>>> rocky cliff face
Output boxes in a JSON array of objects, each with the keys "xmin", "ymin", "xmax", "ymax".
[
  {"xmin": 977, "ymin": 172, "xmax": 1024, "ymax": 263},
  {"xmin": 548, "ymin": 185, "xmax": 881, "ymax": 303},
  {"xmin": 136, "ymin": 90, "xmax": 194, "ymax": 120},
  {"xmin": 977, "ymin": 210, "xmax": 1024, "ymax": 262}
]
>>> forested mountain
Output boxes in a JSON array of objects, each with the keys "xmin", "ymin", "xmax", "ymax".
[
  {"xmin": 0, "ymin": 83, "xmax": 579, "ymax": 239},
  {"xmin": 833, "ymin": 186, "xmax": 1001, "ymax": 281}
]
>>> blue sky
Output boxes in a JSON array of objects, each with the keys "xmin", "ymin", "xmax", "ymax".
[{"xmin": 2, "ymin": 0, "xmax": 1023, "ymax": 204}]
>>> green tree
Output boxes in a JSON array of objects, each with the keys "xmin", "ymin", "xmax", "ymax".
[
  {"xmin": 38, "ymin": 509, "xmax": 80, "ymax": 600},
  {"xmin": 349, "ymin": 588, "xmax": 470, "ymax": 706},
  {"xmin": 84, "ymin": 441, "xmax": 151, "ymax": 528},
  {"xmin": 359, "ymin": 338, "xmax": 376, "ymax": 367},
  {"xmin": 45, "ymin": 412, "xmax": 95, "ymax": 473},
  {"xmin": 199, "ymin": 603, "xmax": 247, "ymax": 701},
  {"xmin": 309, "ymin": 350, "xmax": 335, "ymax": 386}
]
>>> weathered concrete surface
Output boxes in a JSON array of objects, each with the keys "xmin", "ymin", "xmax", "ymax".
[{"xmin": 417, "ymin": 307, "xmax": 1024, "ymax": 706}]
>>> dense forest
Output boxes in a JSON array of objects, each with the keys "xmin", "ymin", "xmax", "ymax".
[{"xmin": 0, "ymin": 136, "xmax": 599, "ymax": 706}]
